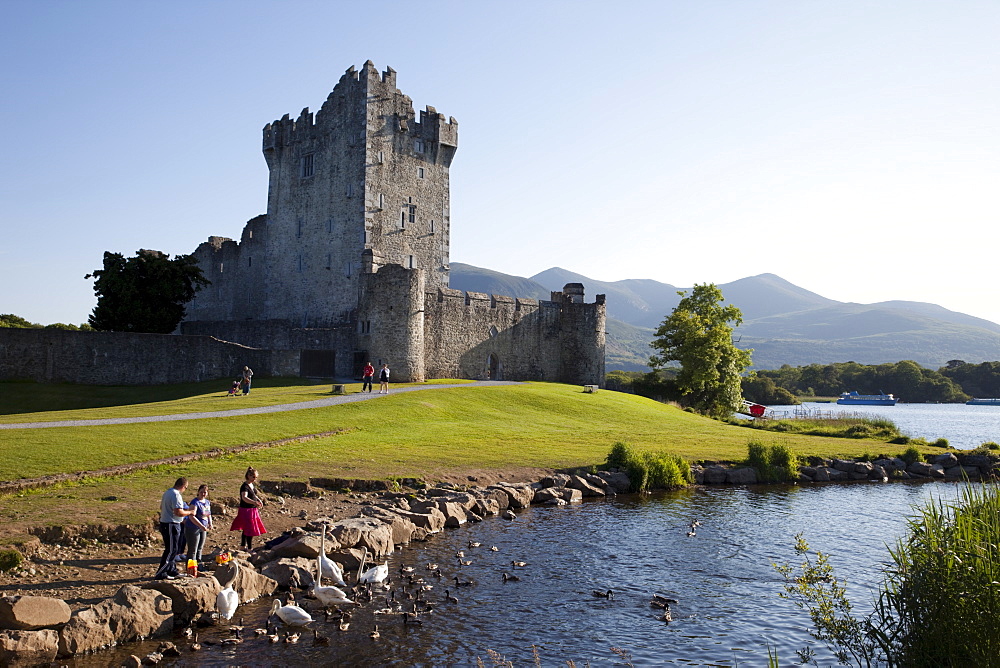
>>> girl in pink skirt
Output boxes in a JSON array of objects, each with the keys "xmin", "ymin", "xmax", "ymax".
[{"xmin": 230, "ymin": 466, "xmax": 267, "ymax": 551}]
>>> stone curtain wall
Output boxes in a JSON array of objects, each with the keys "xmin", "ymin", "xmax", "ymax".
[
  {"xmin": 422, "ymin": 286, "xmax": 607, "ymax": 386},
  {"xmin": 0, "ymin": 329, "xmax": 298, "ymax": 386}
]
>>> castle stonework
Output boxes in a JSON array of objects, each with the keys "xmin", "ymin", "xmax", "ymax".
[{"xmin": 182, "ymin": 62, "xmax": 605, "ymax": 385}]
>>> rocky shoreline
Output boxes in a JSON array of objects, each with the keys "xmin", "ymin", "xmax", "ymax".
[{"xmin": 1, "ymin": 455, "xmax": 996, "ymax": 664}]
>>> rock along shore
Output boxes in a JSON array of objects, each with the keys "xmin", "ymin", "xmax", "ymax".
[{"xmin": 1, "ymin": 454, "xmax": 994, "ymax": 664}]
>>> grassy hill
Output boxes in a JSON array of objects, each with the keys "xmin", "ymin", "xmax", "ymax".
[{"xmin": 0, "ymin": 379, "xmax": 911, "ymax": 532}]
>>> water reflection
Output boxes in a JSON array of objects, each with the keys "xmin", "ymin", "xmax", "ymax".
[{"xmin": 68, "ymin": 481, "xmax": 969, "ymax": 666}]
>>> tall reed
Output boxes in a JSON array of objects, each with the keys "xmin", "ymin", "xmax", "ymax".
[
  {"xmin": 746, "ymin": 440, "xmax": 798, "ymax": 483},
  {"xmin": 604, "ymin": 442, "xmax": 692, "ymax": 492}
]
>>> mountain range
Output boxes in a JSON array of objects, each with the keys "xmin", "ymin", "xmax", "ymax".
[{"xmin": 450, "ymin": 263, "xmax": 1000, "ymax": 371}]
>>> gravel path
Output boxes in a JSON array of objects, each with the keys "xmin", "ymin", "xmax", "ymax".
[{"xmin": 0, "ymin": 380, "xmax": 521, "ymax": 430}]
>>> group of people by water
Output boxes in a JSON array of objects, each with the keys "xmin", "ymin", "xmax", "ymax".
[{"xmin": 154, "ymin": 466, "xmax": 267, "ymax": 580}]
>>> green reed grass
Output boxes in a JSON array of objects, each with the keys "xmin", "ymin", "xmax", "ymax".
[
  {"xmin": 604, "ymin": 441, "xmax": 692, "ymax": 492},
  {"xmin": 746, "ymin": 440, "xmax": 798, "ymax": 483}
]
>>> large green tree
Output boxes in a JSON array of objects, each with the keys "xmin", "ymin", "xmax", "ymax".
[
  {"xmin": 649, "ymin": 283, "xmax": 753, "ymax": 417},
  {"xmin": 86, "ymin": 249, "xmax": 209, "ymax": 333}
]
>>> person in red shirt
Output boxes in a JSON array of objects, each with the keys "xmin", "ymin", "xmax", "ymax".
[{"xmin": 362, "ymin": 361, "xmax": 375, "ymax": 392}]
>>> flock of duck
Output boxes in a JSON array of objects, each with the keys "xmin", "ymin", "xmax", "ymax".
[{"xmin": 135, "ymin": 511, "xmax": 696, "ymax": 662}]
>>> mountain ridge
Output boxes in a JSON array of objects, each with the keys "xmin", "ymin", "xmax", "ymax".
[{"xmin": 449, "ymin": 263, "xmax": 1000, "ymax": 371}]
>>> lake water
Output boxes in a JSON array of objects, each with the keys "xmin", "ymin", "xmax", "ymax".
[
  {"xmin": 71, "ymin": 481, "xmax": 970, "ymax": 667},
  {"xmin": 765, "ymin": 401, "xmax": 1000, "ymax": 450}
]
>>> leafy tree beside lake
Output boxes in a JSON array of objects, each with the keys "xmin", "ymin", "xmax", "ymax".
[
  {"xmin": 649, "ymin": 283, "xmax": 752, "ymax": 418},
  {"xmin": 86, "ymin": 249, "xmax": 209, "ymax": 333},
  {"xmin": 941, "ymin": 360, "xmax": 1000, "ymax": 399}
]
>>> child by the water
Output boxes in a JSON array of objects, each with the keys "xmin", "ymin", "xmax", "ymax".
[
  {"xmin": 230, "ymin": 467, "xmax": 267, "ymax": 551},
  {"xmin": 184, "ymin": 484, "xmax": 213, "ymax": 564}
]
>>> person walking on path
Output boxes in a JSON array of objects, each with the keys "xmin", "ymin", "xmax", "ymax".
[
  {"xmin": 230, "ymin": 467, "xmax": 267, "ymax": 551},
  {"xmin": 241, "ymin": 366, "xmax": 254, "ymax": 395},
  {"xmin": 155, "ymin": 477, "xmax": 194, "ymax": 580},
  {"xmin": 378, "ymin": 363, "xmax": 390, "ymax": 394},
  {"xmin": 361, "ymin": 361, "xmax": 375, "ymax": 393},
  {"xmin": 184, "ymin": 484, "xmax": 213, "ymax": 564}
]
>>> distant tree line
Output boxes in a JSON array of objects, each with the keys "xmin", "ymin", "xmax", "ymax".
[
  {"xmin": 608, "ymin": 360, "xmax": 1000, "ymax": 405},
  {"xmin": 0, "ymin": 314, "xmax": 92, "ymax": 330}
]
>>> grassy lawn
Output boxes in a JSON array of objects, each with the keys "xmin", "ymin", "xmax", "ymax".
[
  {"xmin": 0, "ymin": 380, "xmax": 937, "ymax": 533},
  {"xmin": 0, "ymin": 377, "xmax": 474, "ymax": 422}
]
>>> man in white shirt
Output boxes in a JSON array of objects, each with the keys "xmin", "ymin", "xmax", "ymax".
[{"xmin": 154, "ymin": 477, "xmax": 194, "ymax": 580}]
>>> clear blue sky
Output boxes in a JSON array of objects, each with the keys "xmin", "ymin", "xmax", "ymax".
[{"xmin": 3, "ymin": 0, "xmax": 999, "ymax": 327}]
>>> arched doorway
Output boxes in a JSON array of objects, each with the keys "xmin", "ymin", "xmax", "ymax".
[{"xmin": 487, "ymin": 353, "xmax": 501, "ymax": 381}]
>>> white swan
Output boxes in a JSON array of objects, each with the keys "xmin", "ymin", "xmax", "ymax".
[
  {"xmin": 313, "ymin": 532, "xmax": 356, "ymax": 607},
  {"xmin": 317, "ymin": 530, "xmax": 346, "ymax": 586},
  {"xmin": 355, "ymin": 546, "xmax": 389, "ymax": 585},
  {"xmin": 359, "ymin": 561, "xmax": 389, "ymax": 584},
  {"xmin": 216, "ymin": 559, "xmax": 240, "ymax": 620},
  {"xmin": 269, "ymin": 599, "xmax": 313, "ymax": 627}
]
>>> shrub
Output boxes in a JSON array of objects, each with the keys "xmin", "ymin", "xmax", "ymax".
[
  {"xmin": 889, "ymin": 435, "xmax": 911, "ymax": 445},
  {"xmin": 983, "ymin": 442, "xmax": 1000, "ymax": 451},
  {"xmin": 746, "ymin": 440, "xmax": 798, "ymax": 483},
  {"xmin": 930, "ymin": 438, "xmax": 949, "ymax": 448},
  {"xmin": 603, "ymin": 442, "xmax": 691, "ymax": 492},
  {"xmin": 900, "ymin": 446, "xmax": 922, "ymax": 464},
  {"xmin": 0, "ymin": 549, "xmax": 23, "ymax": 572}
]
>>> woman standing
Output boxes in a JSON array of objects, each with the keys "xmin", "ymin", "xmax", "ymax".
[
  {"xmin": 184, "ymin": 484, "xmax": 213, "ymax": 564},
  {"xmin": 379, "ymin": 363, "xmax": 390, "ymax": 394},
  {"xmin": 229, "ymin": 467, "xmax": 267, "ymax": 551}
]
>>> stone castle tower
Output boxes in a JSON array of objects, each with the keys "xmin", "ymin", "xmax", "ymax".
[{"xmin": 183, "ymin": 62, "xmax": 605, "ymax": 385}]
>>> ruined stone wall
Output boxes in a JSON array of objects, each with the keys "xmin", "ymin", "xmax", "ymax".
[
  {"xmin": 422, "ymin": 285, "xmax": 606, "ymax": 386},
  {"xmin": 0, "ymin": 329, "xmax": 298, "ymax": 386},
  {"xmin": 185, "ymin": 216, "xmax": 268, "ymax": 323}
]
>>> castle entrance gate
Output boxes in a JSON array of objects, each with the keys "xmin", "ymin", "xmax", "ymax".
[
  {"xmin": 300, "ymin": 349, "xmax": 336, "ymax": 378},
  {"xmin": 487, "ymin": 353, "xmax": 501, "ymax": 380}
]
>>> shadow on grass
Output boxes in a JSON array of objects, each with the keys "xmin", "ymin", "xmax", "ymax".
[{"xmin": 0, "ymin": 377, "xmax": 332, "ymax": 415}]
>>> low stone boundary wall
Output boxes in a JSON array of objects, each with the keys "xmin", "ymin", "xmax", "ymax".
[{"xmin": 0, "ymin": 328, "xmax": 298, "ymax": 385}]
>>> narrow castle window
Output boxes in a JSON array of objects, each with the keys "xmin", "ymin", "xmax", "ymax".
[
  {"xmin": 377, "ymin": 151, "xmax": 384, "ymax": 164},
  {"xmin": 417, "ymin": 167, "xmax": 425, "ymax": 179},
  {"xmin": 408, "ymin": 255, "xmax": 414, "ymax": 269},
  {"xmin": 248, "ymin": 257, "xmax": 252, "ymax": 267},
  {"xmin": 378, "ymin": 193, "xmax": 385, "ymax": 209},
  {"xmin": 325, "ymin": 254, "xmax": 331, "ymax": 269},
  {"xmin": 345, "ymin": 261, "xmax": 352, "ymax": 277},
  {"xmin": 218, "ymin": 262, "xmax": 224, "ymax": 273},
  {"xmin": 430, "ymin": 219, "xmax": 435, "ymax": 233},
  {"xmin": 326, "ymin": 219, "xmax": 332, "ymax": 233},
  {"xmin": 297, "ymin": 254, "xmax": 303, "ymax": 272},
  {"xmin": 296, "ymin": 219, "xmax": 303, "ymax": 238},
  {"xmin": 400, "ymin": 209, "xmax": 407, "ymax": 229},
  {"xmin": 300, "ymin": 153, "xmax": 314, "ymax": 178},
  {"xmin": 414, "ymin": 138, "xmax": 425, "ymax": 153},
  {"xmin": 408, "ymin": 204, "xmax": 416, "ymax": 225},
  {"xmin": 347, "ymin": 183, "xmax": 354, "ymax": 197}
]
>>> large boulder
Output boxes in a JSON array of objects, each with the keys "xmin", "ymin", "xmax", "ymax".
[
  {"xmin": 594, "ymin": 471, "xmax": 631, "ymax": 493},
  {"xmin": 532, "ymin": 488, "xmax": 564, "ymax": 504},
  {"xmin": 479, "ymin": 488, "xmax": 511, "ymax": 512},
  {"xmin": 58, "ymin": 586, "xmax": 172, "ymax": 657},
  {"xmin": 725, "ymin": 467, "xmax": 758, "ymax": 485},
  {"xmin": 944, "ymin": 465, "xmax": 982, "ymax": 480},
  {"xmin": 144, "ymin": 577, "xmax": 221, "ymax": 626},
  {"xmin": 0, "ymin": 595, "xmax": 71, "ymax": 630},
  {"xmin": 702, "ymin": 466, "xmax": 728, "ymax": 484},
  {"xmin": 410, "ymin": 499, "xmax": 469, "ymax": 527},
  {"xmin": 383, "ymin": 507, "xmax": 445, "ymax": 534},
  {"xmin": 489, "ymin": 484, "xmax": 534, "ymax": 509},
  {"xmin": 265, "ymin": 529, "xmax": 340, "ymax": 560},
  {"xmin": 474, "ymin": 496, "xmax": 501, "ymax": 517},
  {"xmin": 539, "ymin": 474, "xmax": 571, "ymax": 488},
  {"xmin": 359, "ymin": 506, "xmax": 418, "ymax": 545},
  {"xmin": 566, "ymin": 475, "xmax": 606, "ymax": 497},
  {"xmin": 812, "ymin": 467, "xmax": 831, "ymax": 482},
  {"xmin": 907, "ymin": 461, "xmax": 934, "ymax": 477},
  {"xmin": 0, "ymin": 629, "xmax": 59, "ymax": 666},
  {"xmin": 931, "ymin": 453, "xmax": 960, "ymax": 468},
  {"xmin": 832, "ymin": 459, "xmax": 855, "ymax": 473},
  {"xmin": 327, "ymin": 518, "xmax": 395, "ymax": 557},
  {"xmin": 260, "ymin": 558, "xmax": 316, "ymax": 590}
]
